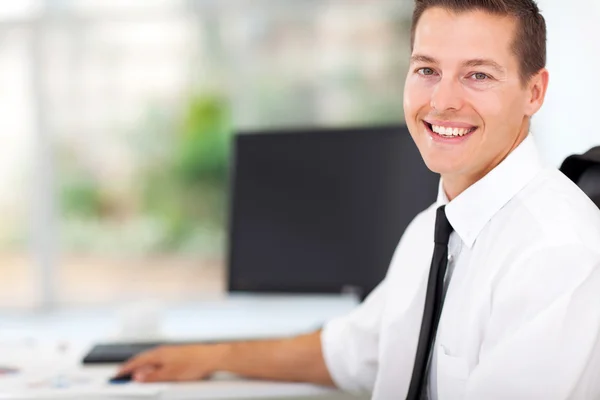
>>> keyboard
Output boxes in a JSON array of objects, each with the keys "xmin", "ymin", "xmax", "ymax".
[{"xmin": 82, "ymin": 340, "xmax": 211, "ymax": 364}]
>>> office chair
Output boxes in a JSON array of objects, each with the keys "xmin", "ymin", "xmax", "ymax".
[
  {"xmin": 560, "ymin": 147, "xmax": 600, "ymax": 208},
  {"xmin": 577, "ymin": 165, "xmax": 600, "ymax": 208}
]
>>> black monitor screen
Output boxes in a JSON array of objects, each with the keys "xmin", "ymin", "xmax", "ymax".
[{"xmin": 227, "ymin": 125, "xmax": 439, "ymax": 299}]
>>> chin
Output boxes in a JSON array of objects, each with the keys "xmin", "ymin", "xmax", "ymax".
[{"xmin": 420, "ymin": 155, "xmax": 462, "ymax": 176}]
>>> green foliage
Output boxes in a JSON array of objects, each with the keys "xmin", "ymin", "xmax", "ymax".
[
  {"xmin": 60, "ymin": 173, "xmax": 105, "ymax": 219},
  {"xmin": 58, "ymin": 91, "xmax": 232, "ymax": 254},
  {"xmin": 138, "ymin": 92, "xmax": 232, "ymax": 252},
  {"xmin": 58, "ymin": 144, "xmax": 107, "ymax": 221},
  {"xmin": 173, "ymin": 95, "xmax": 231, "ymax": 184}
]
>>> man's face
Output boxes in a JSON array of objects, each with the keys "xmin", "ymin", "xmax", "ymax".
[{"xmin": 404, "ymin": 8, "xmax": 541, "ymax": 184}]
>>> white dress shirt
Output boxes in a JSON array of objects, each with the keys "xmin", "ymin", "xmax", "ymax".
[{"xmin": 321, "ymin": 135, "xmax": 600, "ymax": 400}]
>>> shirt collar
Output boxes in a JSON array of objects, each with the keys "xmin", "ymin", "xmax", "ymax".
[{"xmin": 436, "ymin": 134, "xmax": 544, "ymax": 248}]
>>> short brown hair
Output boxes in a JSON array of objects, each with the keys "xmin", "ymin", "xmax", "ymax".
[{"xmin": 410, "ymin": 0, "xmax": 547, "ymax": 84}]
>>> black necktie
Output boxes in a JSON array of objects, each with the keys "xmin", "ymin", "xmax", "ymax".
[{"xmin": 406, "ymin": 205, "xmax": 454, "ymax": 400}]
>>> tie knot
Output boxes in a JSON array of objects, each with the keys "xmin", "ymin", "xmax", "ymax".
[{"xmin": 434, "ymin": 205, "xmax": 453, "ymax": 245}]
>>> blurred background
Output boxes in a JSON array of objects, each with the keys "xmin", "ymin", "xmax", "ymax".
[
  {"xmin": 0, "ymin": 0, "xmax": 412, "ymax": 309},
  {"xmin": 0, "ymin": 0, "xmax": 598, "ymax": 310}
]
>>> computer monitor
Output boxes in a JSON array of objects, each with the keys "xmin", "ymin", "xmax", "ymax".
[{"xmin": 227, "ymin": 124, "xmax": 439, "ymax": 300}]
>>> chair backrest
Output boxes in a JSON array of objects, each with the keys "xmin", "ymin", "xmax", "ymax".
[
  {"xmin": 560, "ymin": 147, "xmax": 600, "ymax": 209},
  {"xmin": 577, "ymin": 165, "xmax": 600, "ymax": 203}
]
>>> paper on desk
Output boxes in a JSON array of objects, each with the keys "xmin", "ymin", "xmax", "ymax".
[
  {"xmin": 0, "ymin": 368, "xmax": 167, "ymax": 399},
  {"xmin": 0, "ymin": 385, "xmax": 163, "ymax": 399}
]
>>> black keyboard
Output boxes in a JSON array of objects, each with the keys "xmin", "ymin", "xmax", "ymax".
[{"xmin": 82, "ymin": 340, "xmax": 210, "ymax": 364}]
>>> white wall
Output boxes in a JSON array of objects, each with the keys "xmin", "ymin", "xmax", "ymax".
[{"xmin": 533, "ymin": 0, "xmax": 600, "ymax": 167}]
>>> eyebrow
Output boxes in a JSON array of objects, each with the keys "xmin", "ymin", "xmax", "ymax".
[
  {"xmin": 410, "ymin": 54, "xmax": 438, "ymax": 65},
  {"xmin": 463, "ymin": 59, "xmax": 506, "ymax": 75},
  {"xmin": 410, "ymin": 54, "xmax": 507, "ymax": 75}
]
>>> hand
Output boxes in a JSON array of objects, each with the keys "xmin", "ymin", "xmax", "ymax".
[{"xmin": 116, "ymin": 344, "xmax": 229, "ymax": 383}]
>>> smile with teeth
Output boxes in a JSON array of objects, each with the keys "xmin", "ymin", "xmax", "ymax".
[{"xmin": 426, "ymin": 122, "xmax": 477, "ymax": 137}]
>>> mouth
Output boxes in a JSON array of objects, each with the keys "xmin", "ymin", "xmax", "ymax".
[{"xmin": 423, "ymin": 120, "xmax": 478, "ymax": 141}]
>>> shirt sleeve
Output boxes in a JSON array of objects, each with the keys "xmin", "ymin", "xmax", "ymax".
[
  {"xmin": 320, "ymin": 278, "xmax": 388, "ymax": 393},
  {"xmin": 465, "ymin": 244, "xmax": 600, "ymax": 400}
]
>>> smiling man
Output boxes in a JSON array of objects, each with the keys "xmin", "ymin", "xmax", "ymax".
[
  {"xmin": 117, "ymin": 1, "xmax": 600, "ymax": 399},
  {"xmin": 404, "ymin": 1, "xmax": 547, "ymax": 201}
]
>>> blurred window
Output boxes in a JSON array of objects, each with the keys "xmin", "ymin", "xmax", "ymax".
[{"xmin": 0, "ymin": 0, "xmax": 412, "ymax": 308}]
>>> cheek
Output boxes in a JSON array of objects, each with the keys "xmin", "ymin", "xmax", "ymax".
[
  {"xmin": 466, "ymin": 90, "xmax": 505, "ymax": 133},
  {"xmin": 469, "ymin": 88, "xmax": 519, "ymax": 127},
  {"xmin": 404, "ymin": 78, "xmax": 431, "ymax": 119},
  {"xmin": 486, "ymin": 95, "xmax": 505, "ymax": 116}
]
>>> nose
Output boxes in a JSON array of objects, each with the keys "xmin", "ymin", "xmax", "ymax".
[{"xmin": 430, "ymin": 76, "xmax": 463, "ymax": 112}]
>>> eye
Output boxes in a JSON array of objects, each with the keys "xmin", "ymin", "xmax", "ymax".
[
  {"xmin": 470, "ymin": 72, "xmax": 490, "ymax": 80},
  {"xmin": 417, "ymin": 67, "xmax": 436, "ymax": 76}
]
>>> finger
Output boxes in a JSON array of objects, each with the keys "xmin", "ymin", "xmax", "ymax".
[
  {"xmin": 135, "ymin": 366, "xmax": 176, "ymax": 383},
  {"xmin": 137, "ymin": 365, "xmax": 208, "ymax": 383},
  {"xmin": 135, "ymin": 365, "xmax": 208, "ymax": 383},
  {"xmin": 132, "ymin": 365, "xmax": 158, "ymax": 382},
  {"xmin": 117, "ymin": 349, "xmax": 164, "ymax": 376}
]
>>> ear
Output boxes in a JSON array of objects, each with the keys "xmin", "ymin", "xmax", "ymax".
[{"xmin": 524, "ymin": 68, "xmax": 549, "ymax": 117}]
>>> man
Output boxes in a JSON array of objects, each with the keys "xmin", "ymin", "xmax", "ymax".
[{"xmin": 118, "ymin": 0, "xmax": 600, "ymax": 398}]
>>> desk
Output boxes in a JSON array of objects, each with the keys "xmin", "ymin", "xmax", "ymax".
[{"xmin": 0, "ymin": 294, "xmax": 362, "ymax": 399}]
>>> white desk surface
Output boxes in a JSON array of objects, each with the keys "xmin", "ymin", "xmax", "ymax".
[{"xmin": 0, "ymin": 294, "xmax": 360, "ymax": 399}]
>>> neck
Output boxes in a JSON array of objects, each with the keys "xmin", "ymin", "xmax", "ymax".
[{"xmin": 442, "ymin": 125, "xmax": 530, "ymax": 201}]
